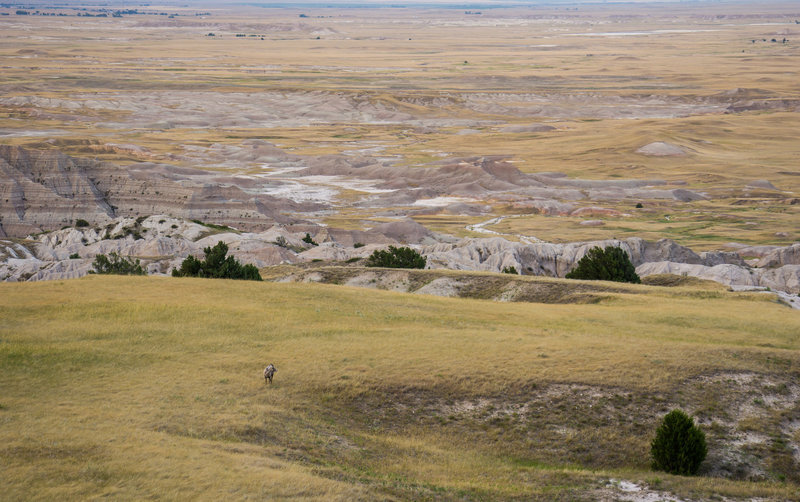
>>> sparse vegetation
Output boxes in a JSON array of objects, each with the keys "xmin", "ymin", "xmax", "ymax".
[
  {"xmin": 172, "ymin": 241, "xmax": 261, "ymax": 281},
  {"xmin": 90, "ymin": 252, "xmax": 146, "ymax": 275},
  {"xmin": 191, "ymin": 219, "xmax": 233, "ymax": 232},
  {"xmin": 566, "ymin": 246, "xmax": 641, "ymax": 284},
  {"xmin": 502, "ymin": 266, "xmax": 518, "ymax": 274},
  {"xmin": 74, "ymin": 219, "xmax": 90, "ymax": 228},
  {"xmin": 651, "ymin": 409, "xmax": 708, "ymax": 476},
  {"xmin": 302, "ymin": 233, "xmax": 318, "ymax": 246},
  {"xmin": 366, "ymin": 245, "xmax": 426, "ymax": 269}
]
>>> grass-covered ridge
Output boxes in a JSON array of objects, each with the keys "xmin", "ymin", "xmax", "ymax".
[{"xmin": 1, "ymin": 275, "xmax": 798, "ymax": 500}]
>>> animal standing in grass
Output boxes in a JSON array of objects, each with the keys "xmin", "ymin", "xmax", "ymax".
[{"xmin": 263, "ymin": 364, "xmax": 277, "ymax": 384}]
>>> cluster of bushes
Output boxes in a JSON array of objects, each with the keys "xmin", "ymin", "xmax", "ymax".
[
  {"xmin": 565, "ymin": 245, "xmax": 641, "ymax": 283},
  {"xmin": 90, "ymin": 252, "xmax": 146, "ymax": 276},
  {"xmin": 366, "ymin": 246, "xmax": 426, "ymax": 269},
  {"xmin": 172, "ymin": 241, "xmax": 261, "ymax": 281}
]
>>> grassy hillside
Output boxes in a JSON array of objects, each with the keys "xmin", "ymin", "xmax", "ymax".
[{"xmin": 1, "ymin": 275, "xmax": 799, "ymax": 500}]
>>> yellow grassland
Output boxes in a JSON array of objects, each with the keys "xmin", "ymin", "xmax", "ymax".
[{"xmin": 1, "ymin": 275, "xmax": 798, "ymax": 499}]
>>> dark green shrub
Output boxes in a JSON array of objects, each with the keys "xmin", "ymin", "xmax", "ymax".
[
  {"xmin": 651, "ymin": 409, "xmax": 707, "ymax": 475},
  {"xmin": 366, "ymin": 246, "xmax": 426, "ymax": 269},
  {"xmin": 75, "ymin": 219, "xmax": 90, "ymax": 227},
  {"xmin": 501, "ymin": 266, "xmax": 518, "ymax": 274},
  {"xmin": 565, "ymin": 246, "xmax": 640, "ymax": 283},
  {"xmin": 90, "ymin": 252, "xmax": 146, "ymax": 275},
  {"xmin": 69, "ymin": 252, "xmax": 80, "ymax": 259},
  {"xmin": 302, "ymin": 233, "xmax": 318, "ymax": 246},
  {"xmin": 353, "ymin": 242, "xmax": 365, "ymax": 248},
  {"xmin": 172, "ymin": 241, "xmax": 261, "ymax": 281}
]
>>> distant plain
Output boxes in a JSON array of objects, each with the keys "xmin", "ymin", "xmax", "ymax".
[{"xmin": 1, "ymin": 1, "xmax": 798, "ymax": 248}]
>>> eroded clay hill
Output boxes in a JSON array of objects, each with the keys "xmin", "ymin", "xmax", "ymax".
[{"xmin": 0, "ymin": 144, "xmax": 707, "ymax": 238}]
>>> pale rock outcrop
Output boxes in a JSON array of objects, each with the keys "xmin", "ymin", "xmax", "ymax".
[
  {"xmin": 641, "ymin": 239, "xmax": 703, "ymax": 265},
  {"xmin": 636, "ymin": 262, "xmax": 760, "ymax": 288},
  {"xmin": 299, "ymin": 242, "xmax": 382, "ymax": 262},
  {"xmin": 758, "ymin": 265, "xmax": 800, "ymax": 294},
  {"xmin": 3, "ymin": 212, "xmax": 800, "ymax": 297},
  {"xmin": 1, "ymin": 256, "xmax": 92, "ymax": 282},
  {"xmin": 699, "ymin": 251, "xmax": 747, "ymax": 267},
  {"xmin": 27, "ymin": 260, "xmax": 94, "ymax": 282},
  {"xmin": 372, "ymin": 219, "xmax": 442, "ymax": 245},
  {"xmin": 413, "ymin": 277, "xmax": 464, "ymax": 297},
  {"xmin": 726, "ymin": 244, "xmax": 780, "ymax": 258},
  {"xmin": 421, "ymin": 236, "xmax": 800, "ymax": 295},
  {"xmin": 636, "ymin": 142, "xmax": 687, "ymax": 156},
  {"xmin": 0, "ymin": 240, "xmax": 36, "ymax": 261},
  {"xmin": 501, "ymin": 123, "xmax": 557, "ymax": 133},
  {"xmin": 128, "ymin": 236, "xmax": 198, "ymax": 259},
  {"xmin": 747, "ymin": 179, "xmax": 779, "ymax": 190},
  {"xmin": 758, "ymin": 243, "xmax": 800, "ymax": 268},
  {"xmin": 194, "ymin": 232, "xmax": 300, "ymax": 267},
  {"xmin": 424, "ymin": 237, "xmax": 654, "ymax": 277}
]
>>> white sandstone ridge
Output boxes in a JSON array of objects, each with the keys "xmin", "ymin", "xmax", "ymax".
[
  {"xmin": 421, "ymin": 237, "xmax": 800, "ymax": 298},
  {"xmin": 1, "ymin": 215, "xmax": 799, "ymax": 302},
  {"xmin": 0, "ymin": 215, "xmax": 403, "ymax": 282}
]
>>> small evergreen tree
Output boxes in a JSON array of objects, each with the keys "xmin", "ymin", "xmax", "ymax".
[
  {"xmin": 565, "ymin": 245, "xmax": 640, "ymax": 283},
  {"xmin": 651, "ymin": 409, "xmax": 707, "ymax": 475},
  {"xmin": 366, "ymin": 246, "xmax": 426, "ymax": 269},
  {"xmin": 172, "ymin": 241, "xmax": 261, "ymax": 281},
  {"xmin": 90, "ymin": 252, "xmax": 146, "ymax": 275},
  {"xmin": 302, "ymin": 233, "xmax": 318, "ymax": 246}
]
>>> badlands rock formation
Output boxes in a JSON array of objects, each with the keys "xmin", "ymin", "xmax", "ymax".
[
  {"xmin": 2, "ymin": 215, "xmax": 799, "ymax": 305},
  {"xmin": 1, "ymin": 144, "xmax": 708, "ymax": 239},
  {"xmin": 0, "ymin": 215, "xmax": 389, "ymax": 282},
  {"xmin": 0, "ymin": 144, "xmax": 320, "ymax": 237}
]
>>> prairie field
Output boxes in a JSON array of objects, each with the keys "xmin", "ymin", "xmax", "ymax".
[{"xmin": 1, "ymin": 275, "xmax": 799, "ymax": 500}]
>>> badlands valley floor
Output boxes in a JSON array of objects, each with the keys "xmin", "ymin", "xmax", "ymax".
[
  {"xmin": 1, "ymin": 2, "xmax": 799, "ymax": 246},
  {"xmin": 1, "ymin": 1, "xmax": 800, "ymax": 500}
]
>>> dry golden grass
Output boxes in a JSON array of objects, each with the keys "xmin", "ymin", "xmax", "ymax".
[{"xmin": 1, "ymin": 274, "xmax": 799, "ymax": 499}]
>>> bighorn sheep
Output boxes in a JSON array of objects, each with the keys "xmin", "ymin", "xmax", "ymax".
[{"xmin": 263, "ymin": 363, "xmax": 277, "ymax": 384}]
